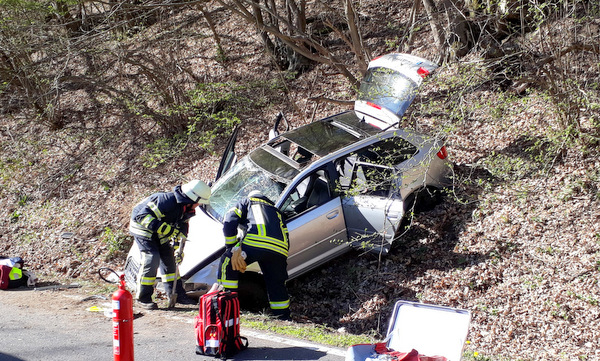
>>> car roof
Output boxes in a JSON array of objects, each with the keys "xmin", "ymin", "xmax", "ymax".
[
  {"xmin": 248, "ymin": 111, "xmax": 433, "ymax": 183},
  {"xmin": 248, "ymin": 111, "xmax": 372, "ymax": 181},
  {"xmin": 281, "ymin": 111, "xmax": 380, "ymax": 156}
]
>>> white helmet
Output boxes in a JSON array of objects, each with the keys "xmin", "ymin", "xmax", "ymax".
[
  {"xmin": 181, "ymin": 179, "xmax": 211, "ymax": 204},
  {"xmin": 248, "ymin": 190, "xmax": 263, "ymax": 198}
]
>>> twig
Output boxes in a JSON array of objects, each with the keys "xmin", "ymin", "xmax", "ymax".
[{"xmin": 307, "ymin": 95, "xmax": 353, "ymax": 106}]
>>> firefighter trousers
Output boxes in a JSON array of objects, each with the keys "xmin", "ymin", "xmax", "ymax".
[
  {"xmin": 134, "ymin": 236, "xmax": 177, "ymax": 303},
  {"xmin": 218, "ymin": 246, "xmax": 291, "ymax": 319}
]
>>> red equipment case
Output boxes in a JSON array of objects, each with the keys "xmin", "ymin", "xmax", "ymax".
[{"xmin": 194, "ymin": 290, "xmax": 248, "ymax": 358}]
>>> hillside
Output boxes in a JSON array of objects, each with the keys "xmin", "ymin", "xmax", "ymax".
[{"xmin": 1, "ymin": 1, "xmax": 599, "ymax": 360}]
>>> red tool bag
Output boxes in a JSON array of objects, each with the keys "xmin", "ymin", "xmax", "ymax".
[
  {"xmin": 194, "ymin": 290, "xmax": 248, "ymax": 359},
  {"xmin": 0, "ymin": 265, "xmax": 10, "ymax": 290}
]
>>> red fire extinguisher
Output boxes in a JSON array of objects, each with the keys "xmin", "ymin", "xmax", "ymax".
[{"xmin": 100, "ymin": 268, "xmax": 134, "ymax": 361}]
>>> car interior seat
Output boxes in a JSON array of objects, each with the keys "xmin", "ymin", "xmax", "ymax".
[{"xmin": 306, "ymin": 177, "xmax": 330, "ymax": 209}]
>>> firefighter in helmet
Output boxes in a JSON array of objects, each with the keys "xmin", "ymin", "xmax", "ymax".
[
  {"xmin": 218, "ymin": 190, "xmax": 291, "ymax": 320},
  {"xmin": 129, "ymin": 179, "xmax": 210, "ymax": 309}
]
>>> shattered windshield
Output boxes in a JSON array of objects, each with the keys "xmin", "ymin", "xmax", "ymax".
[{"xmin": 206, "ymin": 157, "xmax": 286, "ymax": 221}]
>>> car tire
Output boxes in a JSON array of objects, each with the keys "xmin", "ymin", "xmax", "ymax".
[{"xmin": 407, "ymin": 186, "xmax": 442, "ymax": 214}]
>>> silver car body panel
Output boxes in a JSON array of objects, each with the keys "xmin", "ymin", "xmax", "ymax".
[
  {"xmin": 343, "ymin": 195, "xmax": 404, "ymax": 253},
  {"xmin": 285, "ymin": 197, "xmax": 348, "ymax": 278}
]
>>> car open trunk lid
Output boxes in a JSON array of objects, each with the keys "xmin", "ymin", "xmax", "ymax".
[{"xmin": 354, "ymin": 53, "xmax": 438, "ymax": 130}]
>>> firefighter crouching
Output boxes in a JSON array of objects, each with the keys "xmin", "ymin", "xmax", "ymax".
[
  {"xmin": 129, "ymin": 179, "xmax": 211, "ymax": 309},
  {"xmin": 218, "ymin": 190, "xmax": 291, "ymax": 320}
]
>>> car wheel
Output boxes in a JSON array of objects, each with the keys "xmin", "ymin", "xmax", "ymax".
[{"xmin": 412, "ymin": 186, "xmax": 443, "ymax": 213}]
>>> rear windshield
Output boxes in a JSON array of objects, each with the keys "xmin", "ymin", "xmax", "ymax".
[{"xmin": 358, "ymin": 67, "xmax": 419, "ymax": 117}]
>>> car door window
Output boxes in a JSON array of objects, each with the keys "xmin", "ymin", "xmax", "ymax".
[
  {"xmin": 356, "ymin": 137, "xmax": 417, "ymax": 166},
  {"xmin": 281, "ymin": 169, "xmax": 333, "ymax": 219},
  {"xmin": 335, "ymin": 155, "xmax": 356, "ymax": 190},
  {"xmin": 351, "ymin": 162, "xmax": 396, "ymax": 197},
  {"xmin": 335, "ymin": 137, "xmax": 414, "ymax": 194}
]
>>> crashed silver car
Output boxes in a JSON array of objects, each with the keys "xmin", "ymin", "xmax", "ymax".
[{"xmin": 125, "ymin": 53, "xmax": 450, "ymax": 294}]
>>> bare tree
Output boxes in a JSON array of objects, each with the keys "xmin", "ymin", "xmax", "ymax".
[{"xmin": 214, "ymin": 0, "xmax": 369, "ymax": 86}]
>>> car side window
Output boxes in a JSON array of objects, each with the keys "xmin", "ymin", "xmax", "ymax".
[
  {"xmin": 356, "ymin": 137, "xmax": 417, "ymax": 165},
  {"xmin": 335, "ymin": 155, "xmax": 356, "ymax": 190},
  {"xmin": 350, "ymin": 162, "xmax": 395, "ymax": 197},
  {"xmin": 281, "ymin": 169, "xmax": 333, "ymax": 219}
]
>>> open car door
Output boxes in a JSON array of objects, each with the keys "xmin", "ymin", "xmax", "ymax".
[
  {"xmin": 215, "ymin": 125, "xmax": 239, "ymax": 181},
  {"xmin": 342, "ymin": 161, "xmax": 404, "ymax": 254},
  {"xmin": 179, "ymin": 125, "xmax": 239, "ymax": 285},
  {"xmin": 278, "ymin": 167, "xmax": 349, "ymax": 279}
]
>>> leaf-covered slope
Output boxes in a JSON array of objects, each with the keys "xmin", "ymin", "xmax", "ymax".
[{"xmin": 1, "ymin": 3, "xmax": 599, "ymax": 360}]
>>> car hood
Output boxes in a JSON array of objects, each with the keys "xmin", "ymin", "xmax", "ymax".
[{"xmin": 179, "ymin": 208, "xmax": 224, "ymax": 284}]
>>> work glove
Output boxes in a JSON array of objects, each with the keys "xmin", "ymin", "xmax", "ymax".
[
  {"xmin": 236, "ymin": 227, "xmax": 246, "ymax": 241},
  {"xmin": 231, "ymin": 246, "xmax": 247, "ymax": 273},
  {"xmin": 175, "ymin": 249, "xmax": 184, "ymax": 264},
  {"xmin": 174, "ymin": 233, "xmax": 187, "ymax": 244},
  {"xmin": 173, "ymin": 241, "xmax": 184, "ymax": 264}
]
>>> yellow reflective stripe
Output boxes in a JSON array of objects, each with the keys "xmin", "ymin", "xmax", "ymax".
[
  {"xmin": 140, "ymin": 214, "xmax": 155, "ymax": 228},
  {"xmin": 9, "ymin": 268, "xmax": 22, "ymax": 280},
  {"xmin": 251, "ymin": 204, "xmax": 266, "ymax": 236},
  {"xmin": 147, "ymin": 201, "xmax": 164, "ymax": 219},
  {"xmin": 225, "ymin": 236, "xmax": 237, "ymax": 246},
  {"xmin": 219, "ymin": 279, "xmax": 239, "ymax": 289},
  {"xmin": 162, "ymin": 273, "xmax": 176, "ymax": 282},
  {"xmin": 140, "ymin": 276, "xmax": 156, "ymax": 286},
  {"xmin": 218, "ymin": 257, "xmax": 239, "ymax": 289},
  {"xmin": 277, "ymin": 212, "xmax": 288, "ymax": 243},
  {"xmin": 136, "ymin": 253, "xmax": 156, "ymax": 297},
  {"xmin": 249, "ymin": 197, "xmax": 271, "ymax": 205},
  {"xmin": 129, "ymin": 222, "xmax": 153, "ymax": 238},
  {"xmin": 245, "ymin": 233, "xmax": 288, "ymax": 250},
  {"xmin": 220, "ymin": 256, "xmax": 229, "ymax": 276},
  {"xmin": 227, "ymin": 207, "xmax": 242, "ymax": 218},
  {"xmin": 270, "ymin": 299, "xmax": 290, "ymax": 310},
  {"xmin": 243, "ymin": 239, "xmax": 288, "ymax": 257},
  {"xmin": 157, "ymin": 222, "xmax": 172, "ymax": 236}
]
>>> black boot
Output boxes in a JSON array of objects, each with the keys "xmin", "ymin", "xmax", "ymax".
[
  {"xmin": 176, "ymin": 279, "xmax": 197, "ymax": 305},
  {"xmin": 272, "ymin": 308, "xmax": 292, "ymax": 321},
  {"xmin": 136, "ymin": 285, "xmax": 157, "ymax": 310}
]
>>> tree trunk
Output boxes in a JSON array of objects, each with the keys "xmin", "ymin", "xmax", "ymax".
[
  {"xmin": 421, "ymin": 0, "xmax": 446, "ymax": 62},
  {"xmin": 344, "ymin": 0, "xmax": 369, "ymax": 74}
]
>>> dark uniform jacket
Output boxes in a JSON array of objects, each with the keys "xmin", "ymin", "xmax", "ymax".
[
  {"xmin": 129, "ymin": 186, "xmax": 196, "ymax": 244},
  {"xmin": 223, "ymin": 195, "xmax": 289, "ymax": 257}
]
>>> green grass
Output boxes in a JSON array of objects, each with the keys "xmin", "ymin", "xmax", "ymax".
[{"xmin": 241, "ymin": 312, "xmax": 377, "ymax": 348}]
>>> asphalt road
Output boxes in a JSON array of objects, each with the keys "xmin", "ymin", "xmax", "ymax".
[{"xmin": 0, "ymin": 287, "xmax": 346, "ymax": 361}]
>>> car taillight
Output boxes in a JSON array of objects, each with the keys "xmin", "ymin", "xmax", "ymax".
[
  {"xmin": 367, "ymin": 101, "xmax": 382, "ymax": 110},
  {"xmin": 417, "ymin": 67, "xmax": 430, "ymax": 78},
  {"xmin": 437, "ymin": 146, "xmax": 448, "ymax": 159}
]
